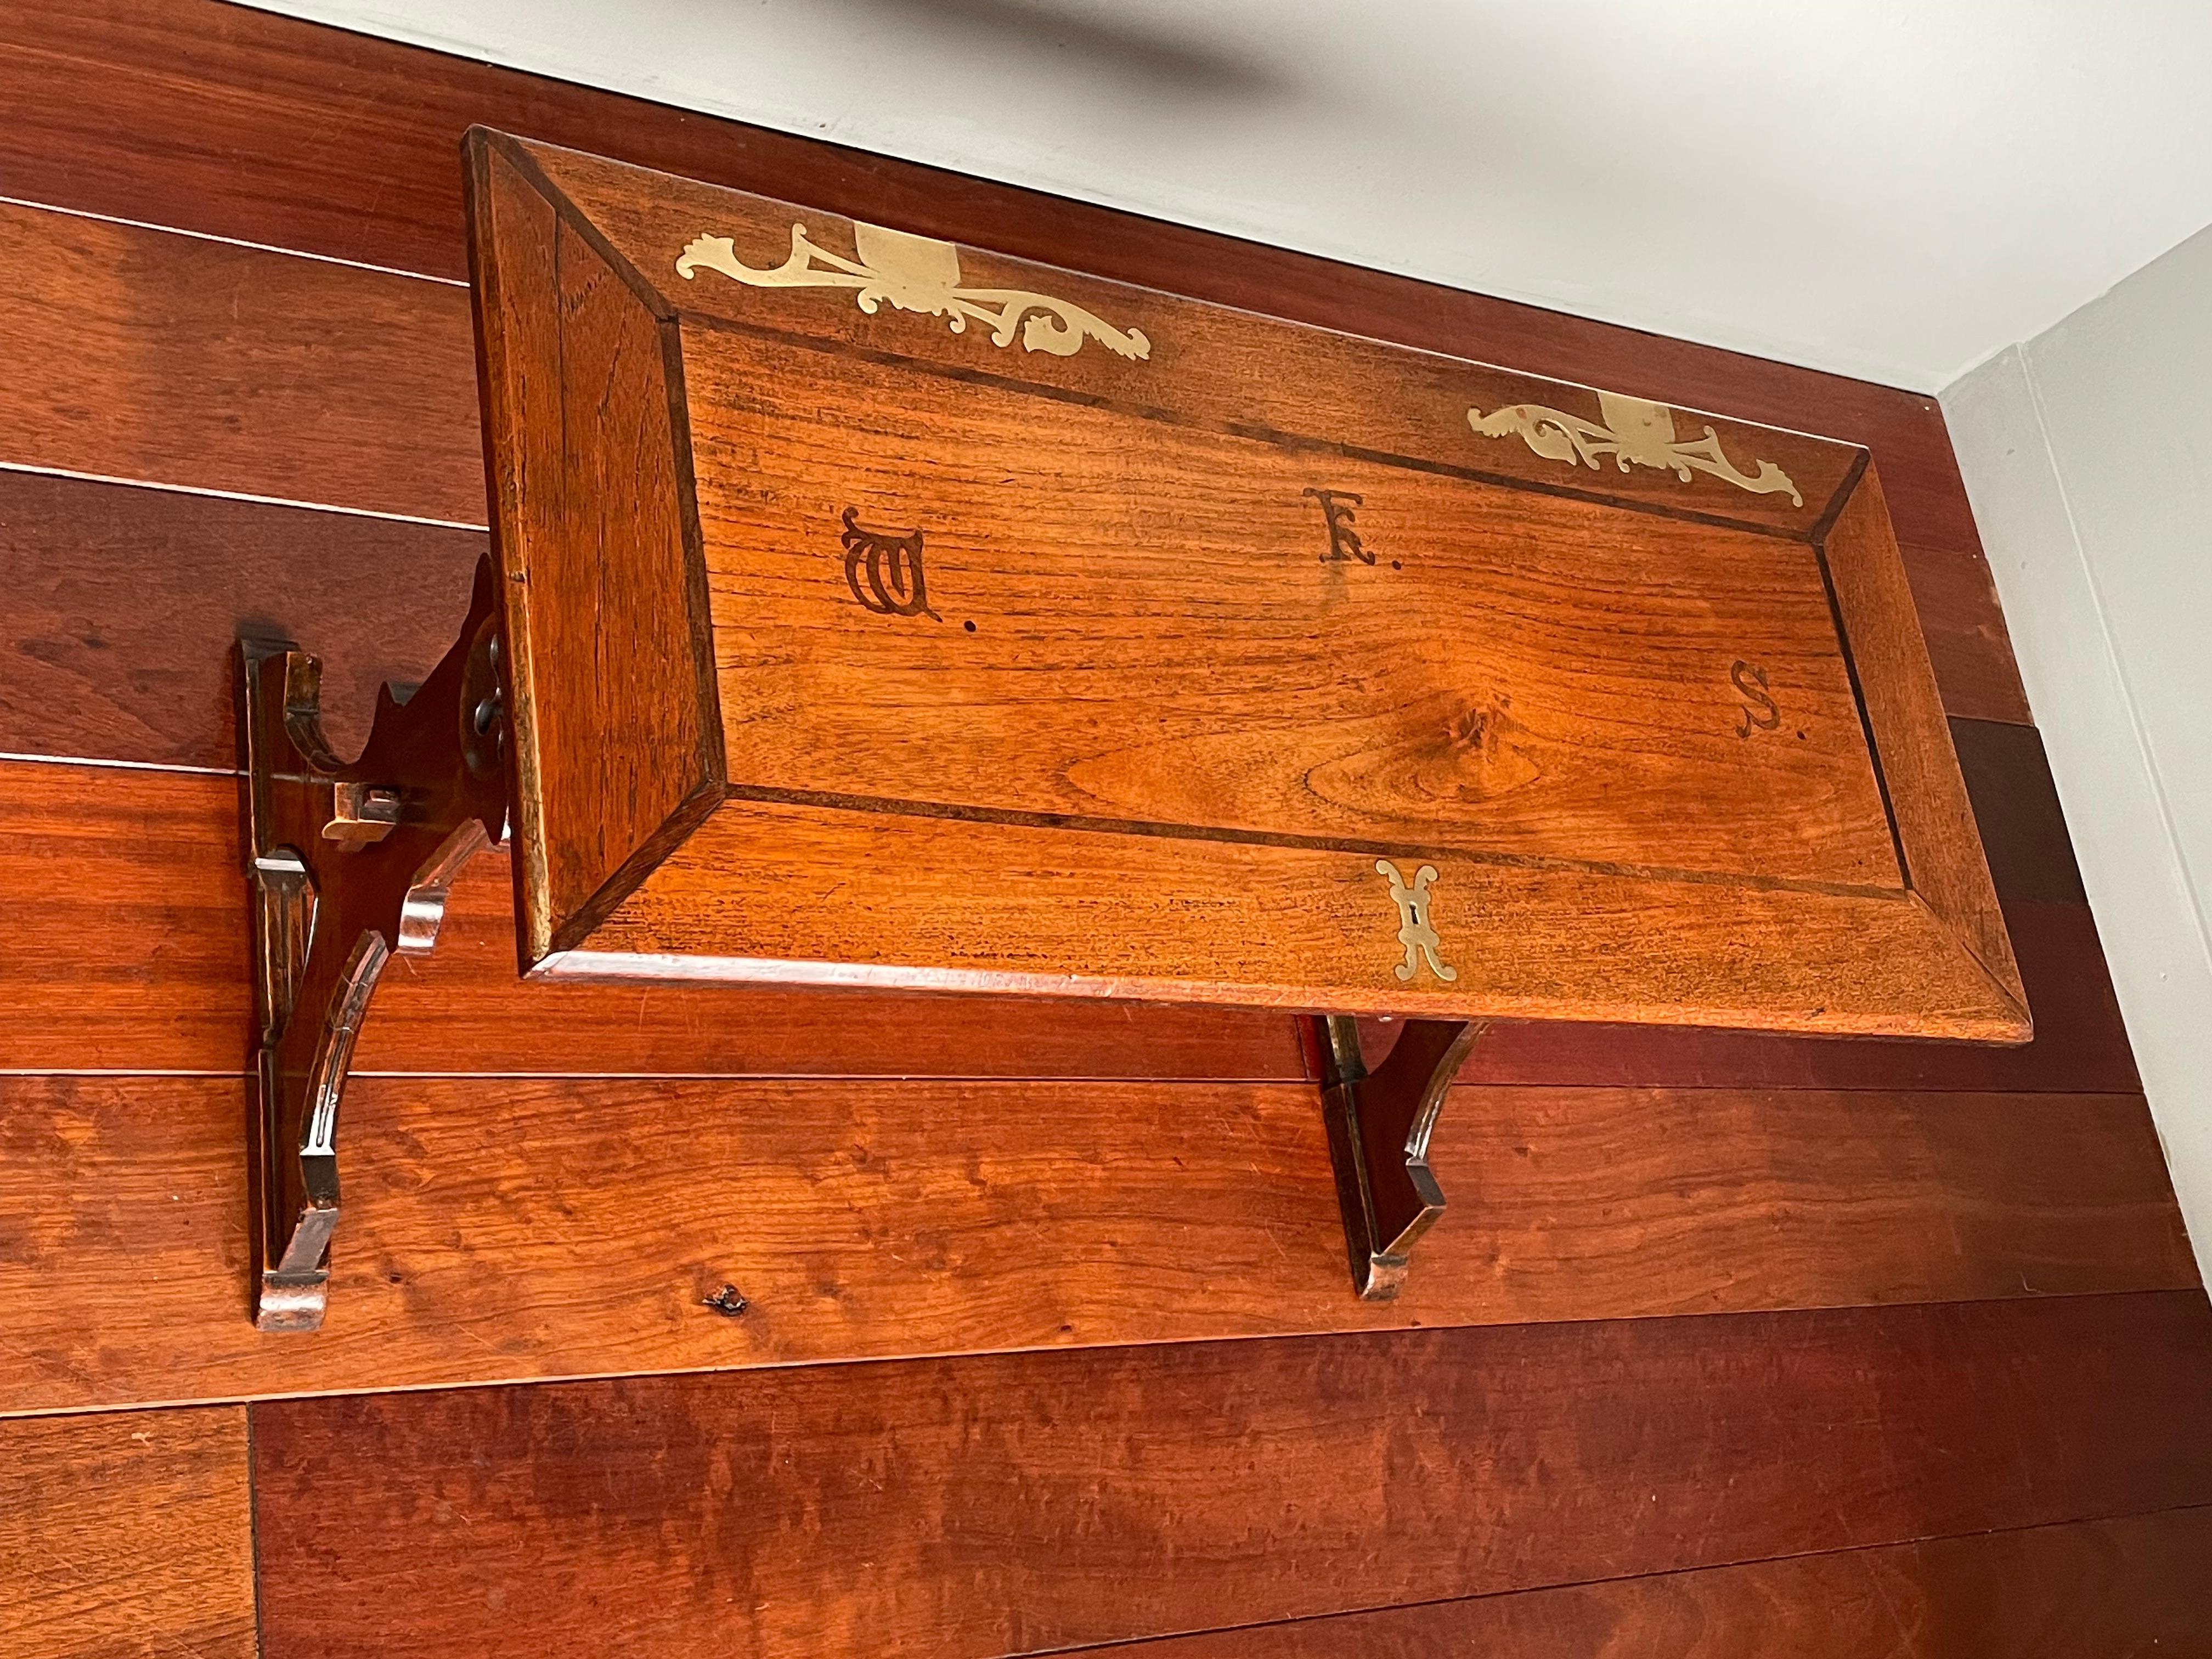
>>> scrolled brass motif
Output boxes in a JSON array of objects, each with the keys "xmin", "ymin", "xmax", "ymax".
[
  {"xmin": 1376, "ymin": 859, "xmax": 1458, "ymax": 984},
  {"xmin": 676, "ymin": 221, "xmax": 1151, "ymax": 362},
  {"xmin": 1467, "ymin": 390, "xmax": 1801, "ymax": 505}
]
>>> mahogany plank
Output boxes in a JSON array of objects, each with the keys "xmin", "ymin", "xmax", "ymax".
[
  {"xmin": 0, "ymin": 479, "xmax": 2041, "ymax": 783},
  {"xmin": 0, "ymin": 0, "xmax": 1980, "ymax": 550},
  {"xmin": 1450, "ymin": 900, "xmax": 2136, "ymax": 1092},
  {"xmin": 0, "ymin": 759, "xmax": 2122, "ymax": 1084},
  {"xmin": 1952, "ymin": 716, "xmax": 2086, "ymax": 906},
  {"xmin": 0, "ymin": 468, "xmax": 481, "ymax": 769},
  {"xmin": 0, "ymin": 1074, "xmax": 2187, "ymax": 1415},
  {"xmin": 0, "ymin": 198, "xmax": 480, "ymax": 524},
  {"xmin": 0, "ymin": 1406, "xmax": 256, "ymax": 1659},
  {"xmin": 1901, "ymin": 539, "xmax": 2033, "ymax": 726},
  {"xmin": 0, "ymin": 761, "xmax": 1304, "ymax": 1080},
  {"xmin": 1107, "ymin": 1507, "xmax": 2212, "ymax": 1658},
  {"xmin": 247, "ymin": 1292, "xmax": 2212, "ymax": 1659}
]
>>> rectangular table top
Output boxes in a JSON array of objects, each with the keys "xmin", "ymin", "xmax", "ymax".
[{"xmin": 465, "ymin": 129, "xmax": 2026, "ymax": 1041}]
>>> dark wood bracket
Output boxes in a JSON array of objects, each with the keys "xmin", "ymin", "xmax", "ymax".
[
  {"xmin": 1309, "ymin": 1014, "xmax": 1485, "ymax": 1300},
  {"xmin": 238, "ymin": 557, "xmax": 509, "ymax": 1332}
]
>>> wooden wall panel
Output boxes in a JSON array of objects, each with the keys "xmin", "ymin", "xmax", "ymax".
[
  {"xmin": 247, "ymin": 1293, "xmax": 2212, "ymax": 1659},
  {"xmin": 0, "ymin": 1075, "xmax": 2188, "ymax": 1416},
  {"xmin": 0, "ymin": 471, "xmax": 2029, "ymax": 787},
  {"xmin": 0, "ymin": 1407, "xmax": 256, "ymax": 1659},
  {"xmin": 0, "ymin": 755, "xmax": 2129, "ymax": 1088},
  {"xmin": 1451, "ymin": 901, "xmax": 2136, "ymax": 1093},
  {"xmin": 1901, "ymin": 540, "xmax": 2033, "ymax": 726},
  {"xmin": 0, "ymin": 7, "xmax": 2196, "ymax": 1655},
  {"xmin": 1101, "ymin": 1507, "xmax": 2212, "ymax": 1658},
  {"xmin": 0, "ymin": 2, "xmax": 1983, "ymax": 556},
  {"xmin": 0, "ymin": 761, "xmax": 1302, "ymax": 1080},
  {"xmin": 0, "ymin": 202, "xmax": 2022, "ymax": 730},
  {"xmin": 0, "ymin": 200, "xmax": 479, "ymax": 524},
  {"xmin": 0, "ymin": 469, "xmax": 481, "ymax": 769}
]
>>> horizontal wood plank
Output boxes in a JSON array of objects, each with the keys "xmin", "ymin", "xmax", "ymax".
[
  {"xmin": 1951, "ymin": 716, "xmax": 2086, "ymax": 905},
  {"xmin": 0, "ymin": 1075, "xmax": 2188, "ymax": 1415},
  {"xmin": 0, "ymin": 468, "xmax": 482, "ymax": 769},
  {"xmin": 0, "ymin": 1406, "xmax": 256, "ymax": 1659},
  {"xmin": 0, "ymin": 759, "xmax": 2125, "ymax": 1085},
  {"xmin": 0, "ymin": 760, "xmax": 1301, "ymax": 1080},
  {"xmin": 0, "ymin": 470, "xmax": 2028, "ymax": 777},
  {"xmin": 0, "ymin": 199, "xmax": 480, "ymax": 524},
  {"xmin": 1442, "ymin": 900, "xmax": 2134, "ymax": 1092},
  {"xmin": 0, "ymin": 0, "xmax": 1982, "ymax": 553},
  {"xmin": 1104, "ymin": 1506, "xmax": 2212, "ymax": 1658},
  {"xmin": 246, "ymin": 1292, "xmax": 2212, "ymax": 1659},
  {"xmin": 1900, "ymin": 539, "xmax": 2033, "ymax": 726}
]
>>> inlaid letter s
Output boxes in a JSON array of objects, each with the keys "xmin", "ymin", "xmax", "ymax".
[{"xmin": 1731, "ymin": 660, "xmax": 1781, "ymax": 738}]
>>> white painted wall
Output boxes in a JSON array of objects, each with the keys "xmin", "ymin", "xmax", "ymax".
[
  {"xmin": 1944, "ymin": 224, "xmax": 2212, "ymax": 1280},
  {"xmin": 241, "ymin": 0, "xmax": 2212, "ymax": 391}
]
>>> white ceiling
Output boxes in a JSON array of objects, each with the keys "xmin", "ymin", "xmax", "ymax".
[{"xmin": 250, "ymin": 0, "xmax": 2212, "ymax": 391}]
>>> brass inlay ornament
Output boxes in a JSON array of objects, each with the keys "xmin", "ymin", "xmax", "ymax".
[
  {"xmin": 676, "ymin": 221, "xmax": 1151, "ymax": 362},
  {"xmin": 1377, "ymin": 859, "xmax": 1458, "ymax": 984},
  {"xmin": 1467, "ymin": 391, "xmax": 1801, "ymax": 505}
]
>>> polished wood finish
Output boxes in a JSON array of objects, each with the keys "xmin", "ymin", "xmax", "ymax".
[
  {"xmin": 249, "ymin": 1293, "xmax": 2212, "ymax": 1659},
  {"xmin": 0, "ymin": 7, "xmax": 2195, "ymax": 1650},
  {"xmin": 467, "ymin": 140, "xmax": 724, "ymax": 964},
  {"xmin": 0, "ymin": 198, "xmax": 479, "ymax": 524},
  {"xmin": 0, "ymin": 759, "xmax": 1302, "ymax": 1080},
  {"xmin": 238, "ymin": 558, "xmax": 509, "ymax": 1330},
  {"xmin": 0, "ymin": 1075, "xmax": 2188, "ymax": 1416},
  {"xmin": 0, "ymin": 758, "xmax": 2123, "ymax": 1086},
  {"xmin": 470, "ymin": 132, "xmax": 2022, "ymax": 1039},
  {"xmin": 1105, "ymin": 1508, "xmax": 2212, "ymax": 1657},
  {"xmin": 0, "ymin": 470, "xmax": 482, "ymax": 770},
  {"xmin": 0, "ymin": 233, "xmax": 2022, "ymax": 766},
  {"xmin": 1900, "ymin": 539, "xmax": 2033, "ymax": 726},
  {"xmin": 6, "ymin": 1069, "xmax": 2190, "ymax": 1412},
  {"xmin": 0, "ymin": 0, "xmax": 1981, "ymax": 554},
  {"xmin": 0, "ymin": 1407, "xmax": 255, "ymax": 1659}
]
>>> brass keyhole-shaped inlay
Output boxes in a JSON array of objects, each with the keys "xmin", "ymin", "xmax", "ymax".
[{"xmin": 1376, "ymin": 859, "xmax": 1458, "ymax": 984}]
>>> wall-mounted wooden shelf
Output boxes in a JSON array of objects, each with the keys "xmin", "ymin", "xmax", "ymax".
[{"xmin": 238, "ymin": 129, "xmax": 2027, "ymax": 1331}]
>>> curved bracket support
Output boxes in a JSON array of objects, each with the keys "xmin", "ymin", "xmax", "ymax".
[
  {"xmin": 239, "ymin": 557, "xmax": 509, "ymax": 1332},
  {"xmin": 1308, "ymin": 1014, "xmax": 1485, "ymax": 1300}
]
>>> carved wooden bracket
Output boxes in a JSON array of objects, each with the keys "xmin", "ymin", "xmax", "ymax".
[
  {"xmin": 238, "ymin": 558, "xmax": 508, "ymax": 1331},
  {"xmin": 1308, "ymin": 1014, "xmax": 1485, "ymax": 1300}
]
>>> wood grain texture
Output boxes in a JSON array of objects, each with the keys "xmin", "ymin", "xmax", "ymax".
[
  {"xmin": 1446, "ymin": 899, "xmax": 2135, "ymax": 1092},
  {"xmin": 0, "ymin": 477, "xmax": 2051, "ymax": 790},
  {"xmin": 536, "ymin": 134, "xmax": 1860, "ymax": 542},
  {"xmin": 0, "ymin": 209, "xmax": 2012, "ymax": 760},
  {"xmin": 0, "ymin": 198, "xmax": 479, "ymax": 523},
  {"xmin": 1900, "ymin": 540, "xmax": 2032, "ymax": 726},
  {"xmin": 248, "ymin": 1293, "xmax": 2212, "ymax": 1659},
  {"xmin": 469, "ymin": 134, "xmax": 2019, "ymax": 1039},
  {"xmin": 0, "ymin": 759, "xmax": 2119, "ymax": 1084},
  {"xmin": 0, "ymin": 1074, "xmax": 2188, "ymax": 1415},
  {"xmin": 0, "ymin": 468, "xmax": 482, "ymax": 769},
  {"xmin": 1951, "ymin": 716, "xmax": 2085, "ymax": 905},
  {"xmin": 588, "ymin": 792, "xmax": 2017, "ymax": 1035},
  {"xmin": 1821, "ymin": 467, "xmax": 2021, "ymax": 1013},
  {"xmin": 0, "ymin": 1406, "xmax": 256, "ymax": 1658},
  {"xmin": 686, "ymin": 329, "xmax": 1893, "ymax": 887},
  {"xmin": 1102, "ymin": 1507, "xmax": 2212, "ymax": 1658},
  {"xmin": 467, "ymin": 134, "xmax": 724, "ymax": 963},
  {"xmin": 0, "ymin": 760, "xmax": 1302, "ymax": 1080},
  {"xmin": 0, "ymin": 0, "xmax": 1980, "ymax": 551}
]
